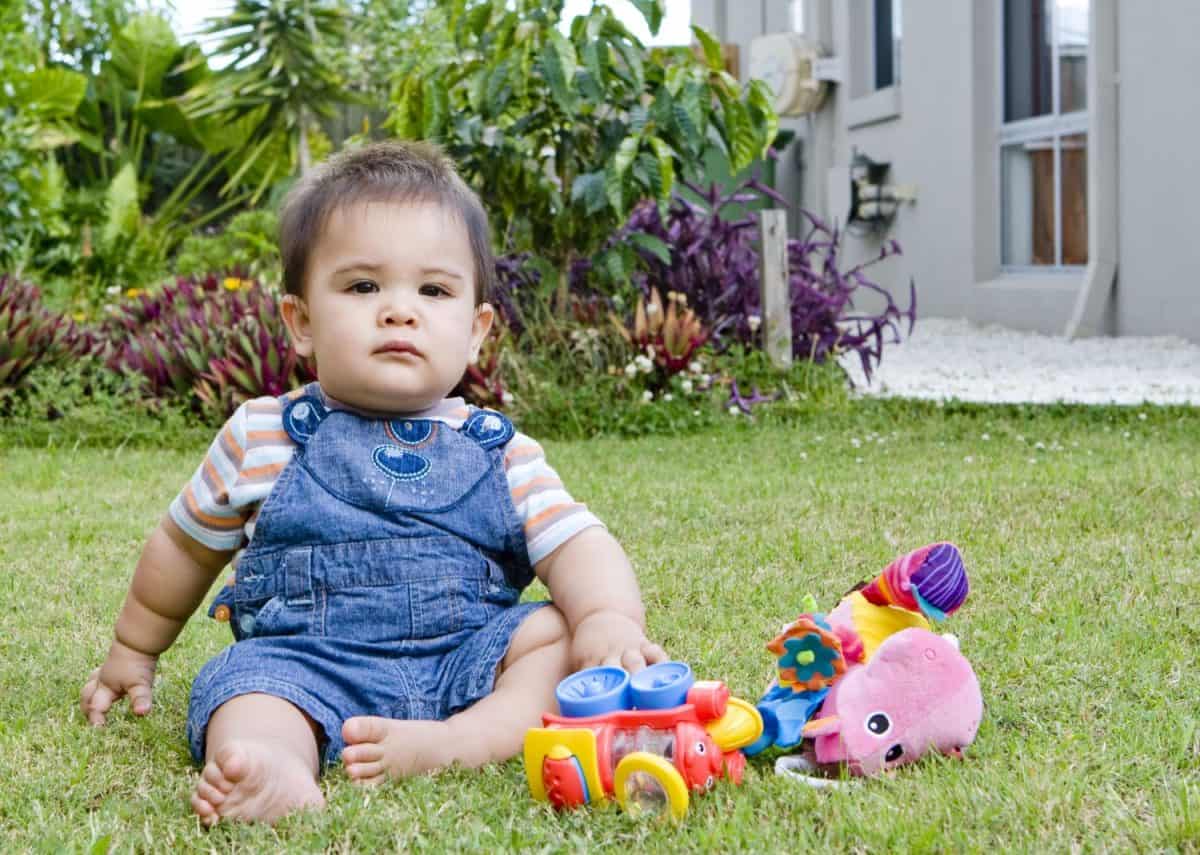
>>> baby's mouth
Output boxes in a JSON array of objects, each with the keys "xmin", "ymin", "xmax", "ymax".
[{"xmin": 375, "ymin": 341, "xmax": 422, "ymax": 357}]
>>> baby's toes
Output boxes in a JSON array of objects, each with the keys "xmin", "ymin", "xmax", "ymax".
[
  {"xmin": 344, "ymin": 757, "xmax": 386, "ymax": 784},
  {"xmin": 191, "ymin": 783, "xmax": 222, "ymax": 826},
  {"xmin": 342, "ymin": 715, "xmax": 391, "ymax": 746}
]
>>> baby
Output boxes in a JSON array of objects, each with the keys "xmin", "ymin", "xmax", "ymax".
[{"xmin": 80, "ymin": 140, "xmax": 666, "ymax": 825}]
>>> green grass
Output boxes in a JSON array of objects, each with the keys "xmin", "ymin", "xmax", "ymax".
[{"xmin": 1, "ymin": 401, "xmax": 1198, "ymax": 852}]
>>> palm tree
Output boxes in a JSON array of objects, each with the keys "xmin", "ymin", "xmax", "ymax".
[{"xmin": 181, "ymin": 0, "xmax": 350, "ymax": 197}]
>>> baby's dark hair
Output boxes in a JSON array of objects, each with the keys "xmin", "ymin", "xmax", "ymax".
[{"xmin": 278, "ymin": 140, "xmax": 495, "ymax": 304}]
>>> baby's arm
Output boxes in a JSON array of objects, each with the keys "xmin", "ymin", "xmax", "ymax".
[
  {"xmin": 80, "ymin": 516, "xmax": 232, "ymax": 725},
  {"xmin": 537, "ymin": 526, "xmax": 667, "ymax": 673}
]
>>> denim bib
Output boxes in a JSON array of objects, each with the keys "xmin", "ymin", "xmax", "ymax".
[{"xmin": 217, "ymin": 385, "xmax": 535, "ymax": 648}]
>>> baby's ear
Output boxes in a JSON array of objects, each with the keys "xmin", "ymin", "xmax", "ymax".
[
  {"xmin": 281, "ymin": 295, "xmax": 314, "ymax": 357},
  {"xmin": 470, "ymin": 302, "xmax": 495, "ymax": 362}
]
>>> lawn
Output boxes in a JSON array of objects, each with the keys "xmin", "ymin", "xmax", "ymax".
[{"xmin": 1, "ymin": 401, "xmax": 1197, "ymax": 852}]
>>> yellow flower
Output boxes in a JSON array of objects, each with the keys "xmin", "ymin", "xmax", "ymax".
[
  {"xmin": 72, "ymin": 312, "xmax": 86, "ymax": 322},
  {"xmin": 125, "ymin": 288, "xmax": 142, "ymax": 299},
  {"xmin": 223, "ymin": 277, "xmax": 244, "ymax": 291}
]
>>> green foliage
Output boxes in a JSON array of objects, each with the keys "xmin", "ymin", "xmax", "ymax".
[
  {"xmin": 498, "ymin": 309, "xmax": 848, "ymax": 439},
  {"xmin": 386, "ymin": 0, "xmax": 777, "ymax": 294},
  {"xmin": 0, "ymin": 354, "xmax": 201, "ymax": 447},
  {"xmin": 181, "ymin": 0, "xmax": 354, "ymax": 196},
  {"xmin": 174, "ymin": 209, "xmax": 281, "ymax": 285}
]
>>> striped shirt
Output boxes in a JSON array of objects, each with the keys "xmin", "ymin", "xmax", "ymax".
[{"xmin": 168, "ymin": 392, "xmax": 602, "ymax": 567}]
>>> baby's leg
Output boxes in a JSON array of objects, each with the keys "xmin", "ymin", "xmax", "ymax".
[
  {"xmin": 191, "ymin": 693, "xmax": 326, "ymax": 826},
  {"xmin": 342, "ymin": 605, "xmax": 568, "ymax": 783}
]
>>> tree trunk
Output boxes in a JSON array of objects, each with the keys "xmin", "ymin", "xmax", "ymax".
[{"xmin": 298, "ymin": 117, "xmax": 312, "ymax": 175}]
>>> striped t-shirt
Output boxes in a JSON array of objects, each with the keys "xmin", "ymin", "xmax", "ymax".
[{"xmin": 168, "ymin": 391, "xmax": 602, "ymax": 567}]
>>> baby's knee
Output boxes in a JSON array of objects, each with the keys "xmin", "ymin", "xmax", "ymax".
[
  {"xmin": 508, "ymin": 605, "xmax": 569, "ymax": 662},
  {"xmin": 527, "ymin": 604, "xmax": 570, "ymax": 648}
]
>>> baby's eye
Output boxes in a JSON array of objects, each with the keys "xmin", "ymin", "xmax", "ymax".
[
  {"xmin": 419, "ymin": 283, "xmax": 450, "ymax": 297},
  {"xmin": 348, "ymin": 280, "xmax": 378, "ymax": 294}
]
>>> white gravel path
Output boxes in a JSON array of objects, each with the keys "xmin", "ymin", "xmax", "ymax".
[{"xmin": 837, "ymin": 318, "xmax": 1200, "ymax": 405}]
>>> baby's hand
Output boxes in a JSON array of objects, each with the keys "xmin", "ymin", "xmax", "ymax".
[
  {"xmin": 80, "ymin": 639, "xmax": 159, "ymax": 726},
  {"xmin": 570, "ymin": 610, "xmax": 667, "ymax": 673}
]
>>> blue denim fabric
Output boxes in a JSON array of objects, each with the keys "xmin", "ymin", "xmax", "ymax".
[{"xmin": 188, "ymin": 385, "xmax": 546, "ymax": 764}]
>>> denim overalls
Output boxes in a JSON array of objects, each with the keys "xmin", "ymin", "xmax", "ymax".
[{"xmin": 187, "ymin": 385, "xmax": 546, "ymax": 763}]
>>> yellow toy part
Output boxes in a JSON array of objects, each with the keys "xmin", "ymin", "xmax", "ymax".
[
  {"xmin": 704, "ymin": 696, "xmax": 764, "ymax": 751},
  {"xmin": 612, "ymin": 752, "xmax": 690, "ymax": 821},
  {"xmin": 847, "ymin": 590, "xmax": 930, "ymax": 660},
  {"xmin": 523, "ymin": 727, "xmax": 606, "ymax": 806}
]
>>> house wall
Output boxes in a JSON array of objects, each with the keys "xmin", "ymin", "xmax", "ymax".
[
  {"xmin": 1115, "ymin": 0, "xmax": 1200, "ymax": 338},
  {"xmin": 692, "ymin": 0, "xmax": 1200, "ymax": 341}
]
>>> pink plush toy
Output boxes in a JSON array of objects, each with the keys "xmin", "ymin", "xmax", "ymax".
[{"xmin": 744, "ymin": 543, "xmax": 983, "ymax": 779}]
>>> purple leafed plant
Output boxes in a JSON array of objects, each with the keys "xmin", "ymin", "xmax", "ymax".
[
  {"xmin": 104, "ymin": 275, "xmax": 316, "ymax": 418},
  {"xmin": 0, "ymin": 276, "xmax": 93, "ymax": 394},
  {"xmin": 618, "ymin": 177, "xmax": 916, "ymax": 383}
]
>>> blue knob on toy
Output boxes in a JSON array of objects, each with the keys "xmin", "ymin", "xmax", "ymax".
[
  {"xmin": 629, "ymin": 661, "xmax": 695, "ymax": 710},
  {"xmin": 556, "ymin": 666, "xmax": 631, "ymax": 717}
]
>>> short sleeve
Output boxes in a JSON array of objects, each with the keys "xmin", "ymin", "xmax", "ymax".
[
  {"xmin": 167, "ymin": 402, "xmax": 257, "ymax": 551},
  {"xmin": 503, "ymin": 431, "xmax": 605, "ymax": 565}
]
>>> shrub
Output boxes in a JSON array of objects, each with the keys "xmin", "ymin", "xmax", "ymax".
[
  {"xmin": 103, "ymin": 274, "xmax": 315, "ymax": 420},
  {"xmin": 619, "ymin": 177, "xmax": 916, "ymax": 383},
  {"xmin": 0, "ymin": 275, "xmax": 92, "ymax": 403},
  {"xmin": 174, "ymin": 209, "xmax": 282, "ymax": 287}
]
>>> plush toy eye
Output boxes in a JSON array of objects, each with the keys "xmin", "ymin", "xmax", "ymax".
[
  {"xmin": 865, "ymin": 711, "xmax": 892, "ymax": 736},
  {"xmin": 885, "ymin": 744, "xmax": 904, "ymax": 763},
  {"xmin": 694, "ymin": 741, "xmax": 707, "ymax": 755}
]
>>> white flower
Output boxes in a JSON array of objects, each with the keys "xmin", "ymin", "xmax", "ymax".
[
  {"xmin": 855, "ymin": 457, "xmax": 863, "ymax": 464},
  {"xmin": 850, "ymin": 438, "xmax": 862, "ymax": 448},
  {"xmin": 642, "ymin": 390, "xmax": 654, "ymax": 403},
  {"xmin": 728, "ymin": 405, "xmax": 740, "ymax": 416},
  {"xmin": 634, "ymin": 354, "xmax": 654, "ymax": 374},
  {"xmin": 502, "ymin": 391, "xmax": 515, "ymax": 405},
  {"xmin": 624, "ymin": 363, "xmax": 638, "ymax": 377},
  {"xmin": 681, "ymin": 379, "xmax": 694, "ymax": 394},
  {"xmin": 1028, "ymin": 457, "xmax": 1038, "ymax": 464},
  {"xmin": 105, "ymin": 286, "xmax": 121, "ymax": 296},
  {"xmin": 1123, "ymin": 431, "xmax": 1132, "ymax": 439},
  {"xmin": 692, "ymin": 409, "xmax": 701, "ymax": 416},
  {"xmin": 1034, "ymin": 441, "xmax": 1045, "ymax": 450},
  {"xmin": 701, "ymin": 373, "xmax": 711, "ymax": 385},
  {"xmin": 662, "ymin": 393, "xmax": 674, "ymax": 402},
  {"xmin": 688, "ymin": 360, "xmax": 702, "ymax": 374},
  {"xmin": 964, "ymin": 455, "xmax": 975, "ymax": 464},
  {"xmin": 799, "ymin": 452, "xmax": 808, "ymax": 460},
  {"xmin": 981, "ymin": 433, "xmax": 991, "ymax": 441},
  {"xmin": 747, "ymin": 314, "xmax": 762, "ymax": 332},
  {"xmin": 1138, "ymin": 412, "xmax": 1147, "ymax": 421}
]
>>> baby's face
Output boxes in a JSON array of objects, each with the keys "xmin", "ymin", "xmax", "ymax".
[{"xmin": 284, "ymin": 199, "xmax": 493, "ymax": 414}]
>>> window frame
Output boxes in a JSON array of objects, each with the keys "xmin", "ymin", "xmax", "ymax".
[
  {"xmin": 997, "ymin": 0, "xmax": 1090, "ymax": 272},
  {"xmin": 847, "ymin": 0, "xmax": 902, "ymax": 128}
]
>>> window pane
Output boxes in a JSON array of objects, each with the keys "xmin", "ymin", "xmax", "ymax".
[
  {"xmin": 1004, "ymin": 0, "xmax": 1053, "ymax": 122},
  {"xmin": 873, "ymin": 0, "xmax": 900, "ymax": 89},
  {"xmin": 791, "ymin": 0, "xmax": 805, "ymax": 33},
  {"xmin": 1002, "ymin": 138, "xmax": 1056, "ymax": 266},
  {"xmin": 1057, "ymin": 0, "xmax": 1089, "ymax": 113},
  {"xmin": 1060, "ymin": 132, "xmax": 1088, "ymax": 265}
]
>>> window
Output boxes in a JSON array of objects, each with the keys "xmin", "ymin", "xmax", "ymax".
[
  {"xmin": 874, "ymin": 0, "xmax": 901, "ymax": 90},
  {"xmin": 790, "ymin": 0, "xmax": 805, "ymax": 34},
  {"xmin": 1000, "ymin": 0, "xmax": 1089, "ymax": 269}
]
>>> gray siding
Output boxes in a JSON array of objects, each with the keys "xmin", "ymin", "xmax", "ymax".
[{"xmin": 694, "ymin": 0, "xmax": 1200, "ymax": 340}]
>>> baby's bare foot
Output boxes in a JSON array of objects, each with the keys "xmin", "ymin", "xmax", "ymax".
[
  {"xmin": 341, "ymin": 717, "xmax": 467, "ymax": 783},
  {"xmin": 191, "ymin": 738, "xmax": 325, "ymax": 826}
]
